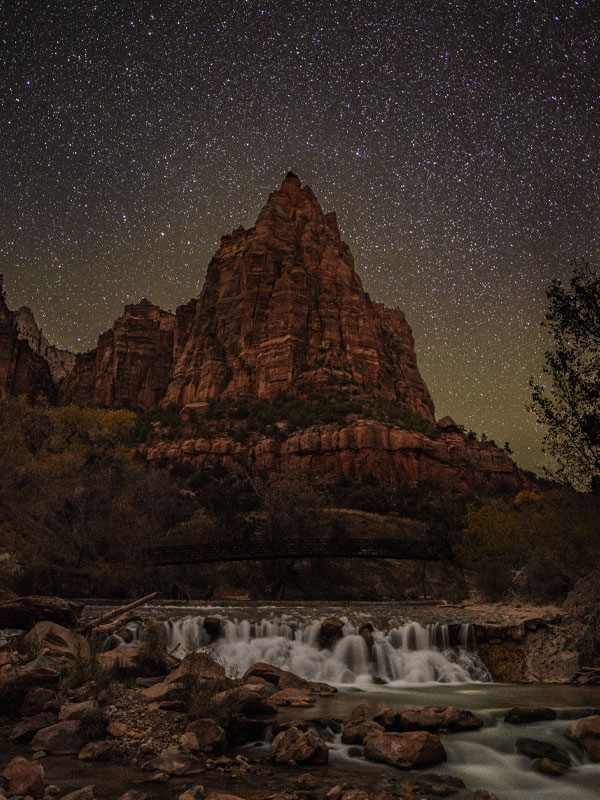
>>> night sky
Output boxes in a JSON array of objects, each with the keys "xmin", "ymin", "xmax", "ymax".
[{"xmin": 2, "ymin": 1, "xmax": 599, "ymax": 473}]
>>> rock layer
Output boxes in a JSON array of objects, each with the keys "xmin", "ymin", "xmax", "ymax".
[{"xmin": 143, "ymin": 418, "xmax": 528, "ymax": 492}]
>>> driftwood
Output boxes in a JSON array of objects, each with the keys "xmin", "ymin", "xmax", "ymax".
[
  {"xmin": 0, "ymin": 596, "xmax": 83, "ymax": 630},
  {"xmin": 93, "ymin": 610, "xmax": 140, "ymax": 635},
  {"xmin": 79, "ymin": 591, "xmax": 159, "ymax": 634}
]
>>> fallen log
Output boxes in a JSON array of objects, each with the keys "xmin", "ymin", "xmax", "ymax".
[
  {"xmin": 78, "ymin": 591, "xmax": 159, "ymax": 633},
  {"xmin": 0, "ymin": 596, "xmax": 83, "ymax": 630}
]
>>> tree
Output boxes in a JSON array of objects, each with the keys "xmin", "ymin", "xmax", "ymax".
[{"xmin": 529, "ymin": 261, "xmax": 600, "ymax": 491}]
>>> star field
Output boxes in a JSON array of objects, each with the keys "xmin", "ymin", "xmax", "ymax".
[{"xmin": 1, "ymin": 0, "xmax": 599, "ymax": 472}]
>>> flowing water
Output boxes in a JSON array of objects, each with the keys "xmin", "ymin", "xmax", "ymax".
[{"xmin": 104, "ymin": 602, "xmax": 600, "ymax": 798}]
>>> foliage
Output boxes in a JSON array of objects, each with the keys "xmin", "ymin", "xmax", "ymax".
[
  {"xmin": 530, "ymin": 261, "xmax": 600, "ymax": 491},
  {"xmin": 457, "ymin": 488, "xmax": 600, "ymax": 599}
]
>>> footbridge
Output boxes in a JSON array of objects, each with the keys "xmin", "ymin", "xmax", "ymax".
[{"xmin": 143, "ymin": 536, "xmax": 452, "ymax": 565}]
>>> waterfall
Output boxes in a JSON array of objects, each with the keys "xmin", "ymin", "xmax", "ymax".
[{"xmin": 151, "ymin": 615, "xmax": 491, "ymax": 685}]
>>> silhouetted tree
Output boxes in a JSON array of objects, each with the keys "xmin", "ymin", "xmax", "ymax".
[{"xmin": 530, "ymin": 261, "xmax": 600, "ymax": 491}]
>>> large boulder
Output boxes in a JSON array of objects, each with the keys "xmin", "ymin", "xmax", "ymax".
[
  {"xmin": 0, "ymin": 596, "xmax": 82, "ymax": 629},
  {"xmin": 516, "ymin": 737, "xmax": 571, "ymax": 768},
  {"xmin": 341, "ymin": 718, "xmax": 384, "ymax": 744},
  {"xmin": 1, "ymin": 756, "xmax": 45, "ymax": 799},
  {"xmin": 396, "ymin": 706, "xmax": 484, "ymax": 732},
  {"xmin": 363, "ymin": 731, "xmax": 447, "ymax": 769},
  {"xmin": 11, "ymin": 712, "xmax": 57, "ymax": 743},
  {"xmin": 319, "ymin": 618, "xmax": 345, "ymax": 649},
  {"xmin": 59, "ymin": 700, "xmax": 98, "ymax": 721},
  {"xmin": 270, "ymin": 688, "xmax": 315, "ymax": 708},
  {"xmin": 243, "ymin": 662, "xmax": 310, "ymax": 690},
  {"xmin": 30, "ymin": 719, "xmax": 90, "ymax": 755},
  {"xmin": 504, "ymin": 707, "xmax": 556, "ymax": 724},
  {"xmin": 212, "ymin": 685, "xmax": 276, "ymax": 718},
  {"xmin": 21, "ymin": 620, "xmax": 90, "ymax": 662},
  {"xmin": 184, "ymin": 719, "xmax": 227, "ymax": 753},
  {"xmin": 271, "ymin": 726, "xmax": 329, "ymax": 765},
  {"xmin": 564, "ymin": 714, "xmax": 600, "ymax": 761},
  {"xmin": 20, "ymin": 686, "xmax": 57, "ymax": 716}
]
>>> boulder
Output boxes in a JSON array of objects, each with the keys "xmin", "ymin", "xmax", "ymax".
[
  {"xmin": 145, "ymin": 748, "xmax": 206, "ymax": 776},
  {"xmin": 319, "ymin": 618, "xmax": 345, "ymax": 649},
  {"xmin": 60, "ymin": 787, "xmax": 95, "ymax": 800},
  {"xmin": 165, "ymin": 651, "xmax": 226, "ymax": 687},
  {"xmin": 78, "ymin": 740, "xmax": 114, "ymax": 761},
  {"xmin": 11, "ymin": 712, "xmax": 57, "ymax": 743},
  {"xmin": 179, "ymin": 787, "xmax": 206, "ymax": 800},
  {"xmin": 341, "ymin": 719, "xmax": 384, "ymax": 744},
  {"xmin": 59, "ymin": 700, "xmax": 98, "ymax": 721},
  {"xmin": 19, "ymin": 687, "xmax": 56, "ymax": 716},
  {"xmin": 212, "ymin": 685, "xmax": 276, "ymax": 718},
  {"xmin": 0, "ymin": 596, "xmax": 82, "ymax": 629},
  {"xmin": 270, "ymin": 688, "xmax": 315, "ymax": 708},
  {"xmin": 398, "ymin": 706, "xmax": 484, "ymax": 732},
  {"xmin": 409, "ymin": 774, "xmax": 467, "ymax": 796},
  {"xmin": 271, "ymin": 726, "xmax": 328, "ymax": 765},
  {"xmin": 0, "ymin": 655, "xmax": 61, "ymax": 706},
  {"xmin": 349, "ymin": 704, "xmax": 374, "ymax": 723},
  {"xmin": 205, "ymin": 793, "xmax": 246, "ymax": 800},
  {"xmin": 1, "ymin": 756, "xmax": 45, "ymax": 800},
  {"xmin": 372, "ymin": 707, "xmax": 403, "ymax": 731},
  {"xmin": 30, "ymin": 720, "xmax": 89, "ymax": 755},
  {"xmin": 184, "ymin": 719, "xmax": 227, "ymax": 753},
  {"xmin": 472, "ymin": 792, "xmax": 499, "ymax": 800},
  {"xmin": 515, "ymin": 737, "xmax": 570, "ymax": 768},
  {"xmin": 203, "ymin": 617, "xmax": 221, "ymax": 640},
  {"xmin": 358, "ymin": 623, "xmax": 374, "ymax": 651},
  {"xmin": 564, "ymin": 714, "xmax": 600, "ymax": 761},
  {"xmin": 242, "ymin": 662, "xmax": 310, "ymax": 690},
  {"xmin": 95, "ymin": 644, "xmax": 143, "ymax": 675},
  {"xmin": 363, "ymin": 731, "xmax": 447, "ymax": 769},
  {"xmin": 21, "ymin": 621, "xmax": 89, "ymax": 661},
  {"xmin": 118, "ymin": 792, "xmax": 148, "ymax": 800},
  {"xmin": 504, "ymin": 707, "xmax": 556, "ymax": 724}
]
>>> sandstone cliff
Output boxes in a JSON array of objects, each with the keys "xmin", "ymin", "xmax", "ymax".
[
  {"xmin": 14, "ymin": 306, "xmax": 75, "ymax": 382},
  {"xmin": 0, "ymin": 291, "xmax": 56, "ymax": 402},
  {"xmin": 165, "ymin": 174, "xmax": 435, "ymax": 421},
  {"xmin": 59, "ymin": 299, "xmax": 175, "ymax": 410},
  {"xmin": 143, "ymin": 418, "xmax": 527, "ymax": 493}
]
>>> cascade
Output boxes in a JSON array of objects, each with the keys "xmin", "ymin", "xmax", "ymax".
[{"xmin": 148, "ymin": 615, "xmax": 492, "ymax": 685}]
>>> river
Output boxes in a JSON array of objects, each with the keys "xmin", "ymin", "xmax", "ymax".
[{"xmin": 93, "ymin": 600, "xmax": 600, "ymax": 799}]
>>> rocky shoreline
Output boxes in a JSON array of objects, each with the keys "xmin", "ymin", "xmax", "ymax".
[{"xmin": 1, "ymin": 594, "xmax": 600, "ymax": 800}]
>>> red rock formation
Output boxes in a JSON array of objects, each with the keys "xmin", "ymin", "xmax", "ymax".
[
  {"xmin": 0, "ymin": 291, "xmax": 56, "ymax": 402},
  {"xmin": 165, "ymin": 174, "xmax": 435, "ymax": 422},
  {"xmin": 59, "ymin": 300, "xmax": 176, "ymax": 410},
  {"xmin": 143, "ymin": 419, "xmax": 529, "ymax": 493}
]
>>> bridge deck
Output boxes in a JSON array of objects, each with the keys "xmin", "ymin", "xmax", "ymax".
[{"xmin": 143, "ymin": 537, "xmax": 451, "ymax": 565}]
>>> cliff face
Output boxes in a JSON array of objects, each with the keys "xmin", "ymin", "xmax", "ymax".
[
  {"xmin": 0, "ymin": 292, "xmax": 56, "ymax": 402},
  {"xmin": 14, "ymin": 306, "xmax": 75, "ymax": 382},
  {"xmin": 165, "ymin": 174, "xmax": 435, "ymax": 422},
  {"xmin": 59, "ymin": 300, "xmax": 175, "ymax": 410},
  {"xmin": 143, "ymin": 420, "xmax": 528, "ymax": 493}
]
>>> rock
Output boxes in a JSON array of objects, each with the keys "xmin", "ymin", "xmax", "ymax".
[
  {"xmin": 396, "ymin": 706, "xmax": 484, "ymax": 732},
  {"xmin": 203, "ymin": 618, "xmax": 221, "ymax": 640},
  {"xmin": 30, "ymin": 720, "xmax": 89, "ymax": 755},
  {"xmin": 341, "ymin": 719, "xmax": 384, "ymax": 744},
  {"xmin": 515, "ymin": 737, "xmax": 570, "ymax": 767},
  {"xmin": 504, "ymin": 707, "xmax": 557, "ymax": 724},
  {"xmin": 363, "ymin": 731, "xmax": 447, "ymax": 769},
  {"xmin": 78, "ymin": 740, "xmax": 114, "ymax": 761},
  {"xmin": 1, "ymin": 756, "xmax": 45, "ymax": 799},
  {"xmin": 178, "ymin": 787, "xmax": 206, "ymax": 800},
  {"xmin": 358, "ymin": 623, "xmax": 374, "ymax": 651},
  {"xmin": 95, "ymin": 645, "xmax": 142, "ymax": 675},
  {"xmin": 205, "ymin": 793, "xmax": 246, "ymax": 800},
  {"xmin": 243, "ymin": 662, "xmax": 310, "ymax": 690},
  {"xmin": 212, "ymin": 685, "xmax": 276, "ymax": 718},
  {"xmin": 19, "ymin": 687, "xmax": 56, "ymax": 716},
  {"xmin": 270, "ymin": 688, "xmax": 315, "ymax": 708},
  {"xmin": 11, "ymin": 712, "xmax": 57, "ymax": 743},
  {"xmin": 118, "ymin": 792, "xmax": 148, "ymax": 800},
  {"xmin": 372, "ymin": 707, "xmax": 403, "ymax": 730},
  {"xmin": 59, "ymin": 701, "xmax": 98, "ymax": 721},
  {"xmin": 472, "ymin": 792, "xmax": 499, "ymax": 800},
  {"xmin": 145, "ymin": 748, "xmax": 206, "ymax": 776},
  {"xmin": 60, "ymin": 786, "xmax": 95, "ymax": 800},
  {"xmin": 0, "ymin": 596, "xmax": 82, "ymax": 630},
  {"xmin": 0, "ymin": 293, "xmax": 59, "ymax": 402},
  {"xmin": 164, "ymin": 651, "xmax": 227, "ymax": 689},
  {"xmin": 319, "ymin": 618, "xmax": 345, "ymax": 649},
  {"xmin": 184, "ymin": 719, "xmax": 227, "ymax": 753},
  {"xmin": 271, "ymin": 726, "xmax": 328, "ymax": 765},
  {"xmin": 107, "ymin": 721, "xmax": 129, "ymax": 737},
  {"xmin": 271, "ymin": 728, "xmax": 329, "ymax": 764},
  {"xmin": 0, "ymin": 655, "xmax": 61, "ymax": 705},
  {"xmin": 60, "ymin": 300, "xmax": 176, "ymax": 410},
  {"xmin": 564, "ymin": 714, "xmax": 600, "ymax": 760},
  {"xmin": 349, "ymin": 704, "xmax": 374, "ymax": 723},
  {"xmin": 296, "ymin": 773, "xmax": 319, "ymax": 789},
  {"xmin": 22, "ymin": 621, "xmax": 89, "ymax": 662},
  {"xmin": 536, "ymin": 756, "xmax": 569, "ymax": 775},
  {"xmin": 408, "ymin": 774, "xmax": 467, "ymax": 796}
]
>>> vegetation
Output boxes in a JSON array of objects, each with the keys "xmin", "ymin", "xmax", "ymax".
[
  {"xmin": 457, "ymin": 488, "xmax": 600, "ymax": 599},
  {"xmin": 530, "ymin": 261, "xmax": 600, "ymax": 491}
]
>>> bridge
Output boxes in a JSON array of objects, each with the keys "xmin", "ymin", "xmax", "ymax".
[{"xmin": 143, "ymin": 536, "xmax": 452, "ymax": 565}]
